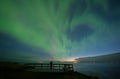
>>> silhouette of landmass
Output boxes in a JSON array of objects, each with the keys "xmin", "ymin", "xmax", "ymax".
[{"xmin": 76, "ymin": 52, "xmax": 120, "ymax": 63}]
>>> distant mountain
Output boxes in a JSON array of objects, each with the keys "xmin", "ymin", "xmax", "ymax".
[{"xmin": 76, "ymin": 52, "xmax": 120, "ymax": 63}]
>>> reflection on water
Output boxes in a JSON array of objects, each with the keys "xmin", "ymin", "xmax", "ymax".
[{"xmin": 74, "ymin": 63, "xmax": 120, "ymax": 79}]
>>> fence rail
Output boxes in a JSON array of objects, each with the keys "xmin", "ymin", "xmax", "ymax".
[{"xmin": 25, "ymin": 63, "xmax": 74, "ymax": 72}]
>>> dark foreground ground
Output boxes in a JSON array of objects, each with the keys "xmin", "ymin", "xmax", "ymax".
[
  {"xmin": 0, "ymin": 62, "xmax": 99, "ymax": 79},
  {"xmin": 0, "ymin": 71, "xmax": 99, "ymax": 79}
]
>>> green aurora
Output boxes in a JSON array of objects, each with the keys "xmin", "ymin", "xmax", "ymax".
[{"xmin": 0, "ymin": 0, "xmax": 120, "ymax": 61}]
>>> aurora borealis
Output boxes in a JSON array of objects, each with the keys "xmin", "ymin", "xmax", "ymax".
[{"xmin": 0, "ymin": 0, "xmax": 120, "ymax": 62}]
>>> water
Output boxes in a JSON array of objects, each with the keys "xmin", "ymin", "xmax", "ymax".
[{"xmin": 74, "ymin": 63, "xmax": 120, "ymax": 79}]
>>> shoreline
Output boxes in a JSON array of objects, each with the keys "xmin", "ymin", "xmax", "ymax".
[{"xmin": 0, "ymin": 62, "xmax": 99, "ymax": 79}]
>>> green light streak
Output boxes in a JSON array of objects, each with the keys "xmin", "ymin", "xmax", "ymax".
[{"xmin": 0, "ymin": 0, "xmax": 120, "ymax": 59}]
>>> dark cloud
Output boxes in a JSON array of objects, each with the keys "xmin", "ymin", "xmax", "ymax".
[{"xmin": 66, "ymin": 24, "xmax": 94, "ymax": 42}]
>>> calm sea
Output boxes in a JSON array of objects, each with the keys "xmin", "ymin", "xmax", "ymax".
[{"xmin": 74, "ymin": 63, "xmax": 120, "ymax": 79}]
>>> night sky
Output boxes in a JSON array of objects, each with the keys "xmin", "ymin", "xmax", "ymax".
[{"xmin": 0, "ymin": 0, "xmax": 120, "ymax": 62}]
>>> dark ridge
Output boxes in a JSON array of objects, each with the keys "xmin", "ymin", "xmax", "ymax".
[{"xmin": 76, "ymin": 52, "xmax": 120, "ymax": 63}]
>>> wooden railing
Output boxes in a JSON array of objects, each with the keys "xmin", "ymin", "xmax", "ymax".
[{"xmin": 25, "ymin": 63, "xmax": 74, "ymax": 72}]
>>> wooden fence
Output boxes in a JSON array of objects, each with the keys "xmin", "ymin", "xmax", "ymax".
[{"xmin": 25, "ymin": 63, "xmax": 74, "ymax": 72}]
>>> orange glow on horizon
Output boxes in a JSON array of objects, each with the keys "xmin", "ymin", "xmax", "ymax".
[{"xmin": 59, "ymin": 58, "xmax": 78, "ymax": 63}]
